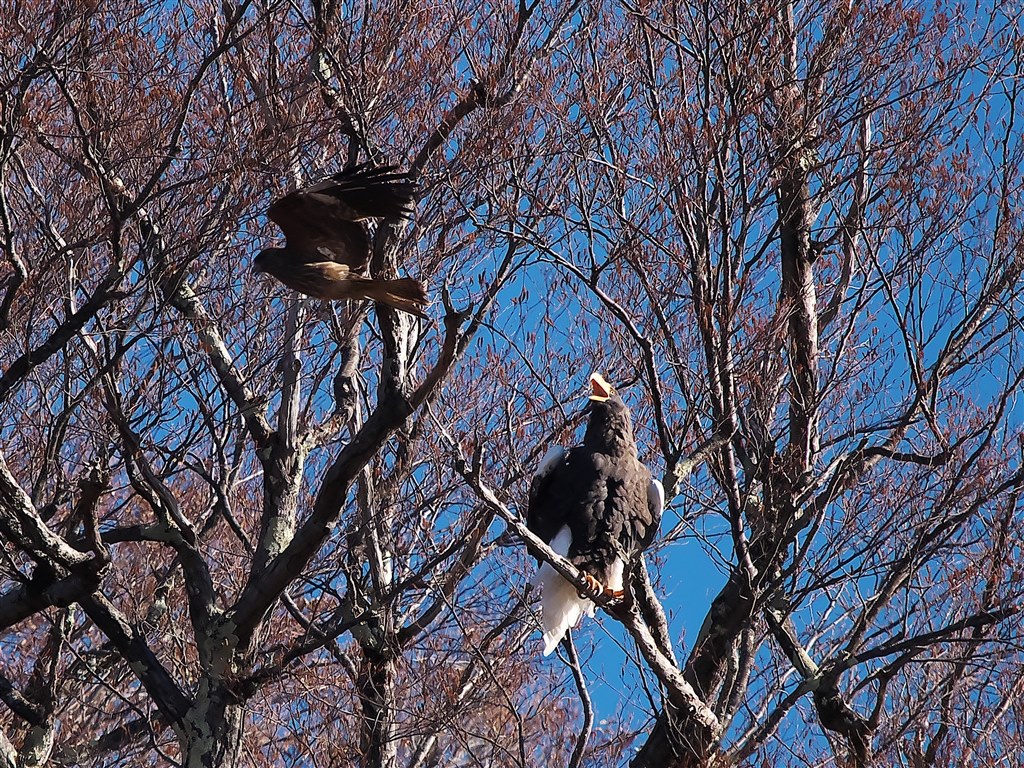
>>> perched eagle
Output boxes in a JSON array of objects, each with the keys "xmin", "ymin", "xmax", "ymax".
[
  {"xmin": 253, "ymin": 163, "xmax": 428, "ymax": 317},
  {"xmin": 528, "ymin": 373, "xmax": 664, "ymax": 655}
]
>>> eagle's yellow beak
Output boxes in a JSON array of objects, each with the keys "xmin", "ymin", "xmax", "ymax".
[{"xmin": 589, "ymin": 372, "xmax": 613, "ymax": 402}]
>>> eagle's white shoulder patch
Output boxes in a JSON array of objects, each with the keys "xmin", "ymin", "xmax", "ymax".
[
  {"xmin": 648, "ymin": 477, "xmax": 665, "ymax": 517},
  {"xmin": 535, "ymin": 445, "xmax": 566, "ymax": 480}
]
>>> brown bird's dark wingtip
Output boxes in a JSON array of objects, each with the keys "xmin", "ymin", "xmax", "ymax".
[{"xmin": 310, "ymin": 163, "xmax": 418, "ymax": 221}]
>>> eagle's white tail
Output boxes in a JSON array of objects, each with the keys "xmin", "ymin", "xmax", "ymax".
[{"xmin": 533, "ymin": 526, "xmax": 595, "ymax": 656}]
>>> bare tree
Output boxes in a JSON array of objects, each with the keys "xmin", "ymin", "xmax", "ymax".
[{"xmin": 1, "ymin": 0, "xmax": 1023, "ymax": 767}]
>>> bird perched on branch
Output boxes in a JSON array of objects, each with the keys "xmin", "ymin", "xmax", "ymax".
[
  {"xmin": 527, "ymin": 373, "xmax": 664, "ymax": 655},
  {"xmin": 253, "ymin": 163, "xmax": 428, "ymax": 317}
]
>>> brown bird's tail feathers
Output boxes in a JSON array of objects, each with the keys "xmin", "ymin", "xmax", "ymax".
[
  {"xmin": 350, "ymin": 275, "xmax": 429, "ymax": 318},
  {"xmin": 317, "ymin": 163, "xmax": 417, "ymax": 220}
]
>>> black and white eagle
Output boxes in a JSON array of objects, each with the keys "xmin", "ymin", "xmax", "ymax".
[{"xmin": 527, "ymin": 373, "xmax": 664, "ymax": 655}]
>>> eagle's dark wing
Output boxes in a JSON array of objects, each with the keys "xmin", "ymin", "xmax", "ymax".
[
  {"xmin": 614, "ymin": 462, "xmax": 662, "ymax": 556},
  {"xmin": 267, "ymin": 164, "xmax": 415, "ymax": 270},
  {"xmin": 530, "ymin": 444, "xmax": 608, "ymax": 656},
  {"xmin": 527, "ymin": 446, "xmax": 569, "ymax": 547}
]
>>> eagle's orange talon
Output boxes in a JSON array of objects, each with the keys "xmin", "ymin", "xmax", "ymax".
[{"xmin": 578, "ymin": 573, "xmax": 604, "ymax": 598}]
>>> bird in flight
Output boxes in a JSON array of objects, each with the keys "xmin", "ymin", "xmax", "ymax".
[
  {"xmin": 253, "ymin": 163, "xmax": 428, "ymax": 317},
  {"xmin": 527, "ymin": 373, "xmax": 664, "ymax": 655}
]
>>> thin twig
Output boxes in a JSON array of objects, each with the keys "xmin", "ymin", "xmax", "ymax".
[{"xmin": 563, "ymin": 631, "xmax": 594, "ymax": 768}]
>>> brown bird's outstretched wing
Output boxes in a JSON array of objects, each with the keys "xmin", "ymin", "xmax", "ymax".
[
  {"xmin": 267, "ymin": 164, "xmax": 416, "ymax": 270},
  {"xmin": 297, "ymin": 164, "xmax": 416, "ymax": 220}
]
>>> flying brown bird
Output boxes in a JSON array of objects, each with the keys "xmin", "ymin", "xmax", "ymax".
[{"xmin": 253, "ymin": 163, "xmax": 428, "ymax": 317}]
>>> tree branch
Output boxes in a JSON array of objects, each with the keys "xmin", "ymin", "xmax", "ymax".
[
  {"xmin": 231, "ymin": 309, "xmax": 471, "ymax": 645},
  {"xmin": 78, "ymin": 593, "xmax": 190, "ymax": 726},
  {"xmin": 564, "ymin": 631, "xmax": 594, "ymax": 768}
]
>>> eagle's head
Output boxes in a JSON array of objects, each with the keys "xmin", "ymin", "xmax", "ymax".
[
  {"xmin": 588, "ymin": 372, "xmax": 615, "ymax": 402},
  {"xmin": 583, "ymin": 372, "xmax": 637, "ymax": 456}
]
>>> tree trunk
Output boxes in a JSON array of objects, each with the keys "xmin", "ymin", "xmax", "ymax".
[
  {"xmin": 357, "ymin": 648, "xmax": 398, "ymax": 768},
  {"xmin": 178, "ymin": 683, "xmax": 243, "ymax": 768}
]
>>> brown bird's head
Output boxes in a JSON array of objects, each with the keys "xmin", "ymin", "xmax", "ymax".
[{"xmin": 252, "ymin": 248, "xmax": 287, "ymax": 275}]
